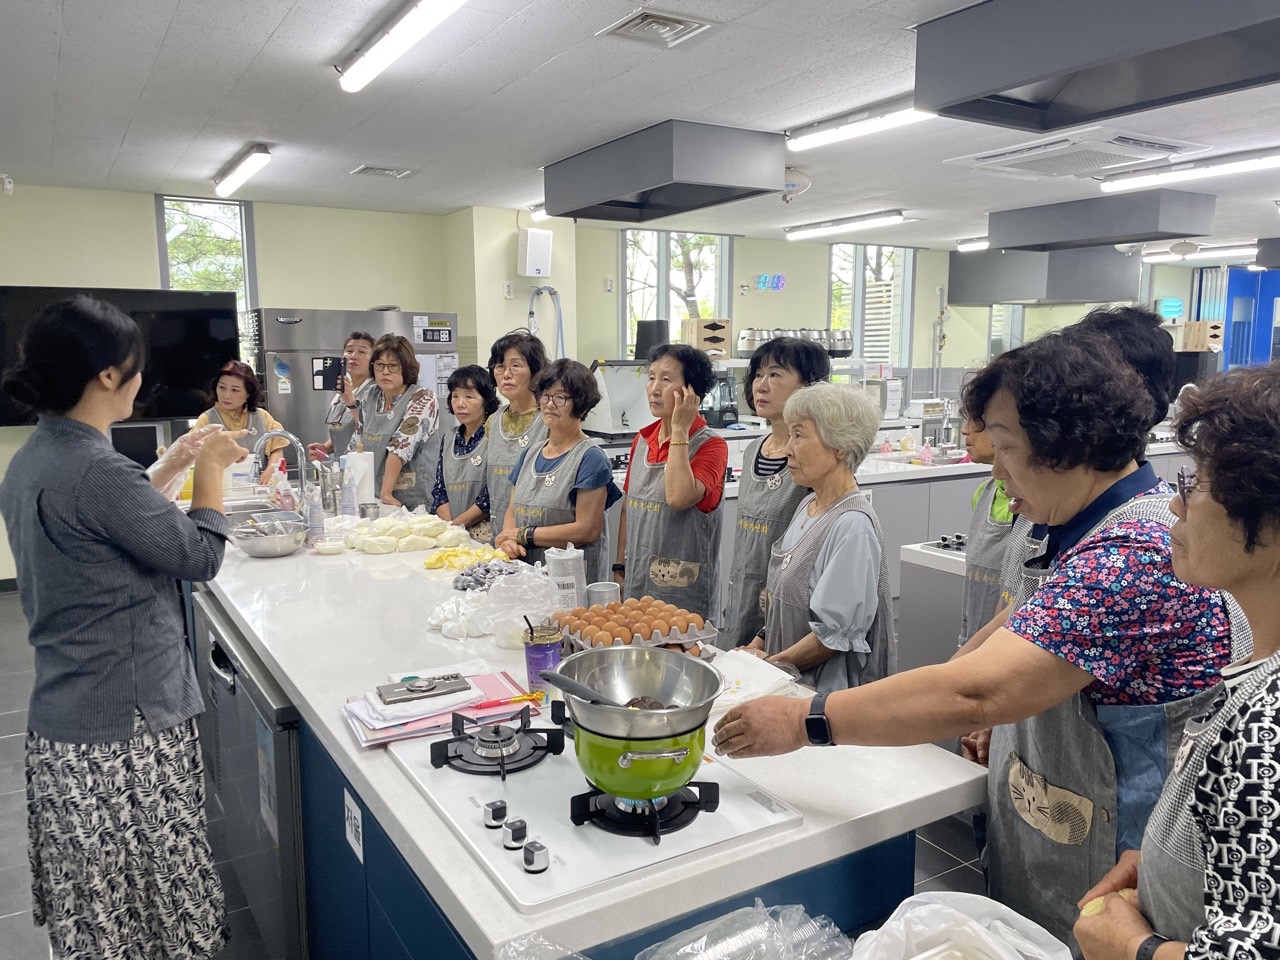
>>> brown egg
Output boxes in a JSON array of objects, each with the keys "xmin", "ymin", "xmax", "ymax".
[
  {"xmin": 609, "ymin": 624, "xmax": 630, "ymax": 643},
  {"xmin": 671, "ymin": 614, "xmax": 690, "ymax": 634},
  {"xmin": 650, "ymin": 618, "xmax": 671, "ymax": 638},
  {"xmin": 688, "ymin": 643, "xmax": 702, "ymax": 657},
  {"xmin": 662, "ymin": 603, "xmax": 679, "ymax": 617},
  {"xmin": 640, "ymin": 595, "xmax": 655, "ymax": 604},
  {"xmin": 620, "ymin": 633, "xmax": 633, "ymax": 645},
  {"xmin": 550, "ymin": 610, "xmax": 567, "ymax": 628},
  {"xmin": 605, "ymin": 600, "xmax": 623, "ymax": 614},
  {"xmin": 588, "ymin": 603, "xmax": 608, "ymax": 616},
  {"xmin": 622, "ymin": 597, "xmax": 641, "ymax": 609},
  {"xmin": 581, "ymin": 625, "xmax": 600, "ymax": 644},
  {"xmin": 571, "ymin": 606, "xmax": 587, "ymax": 619},
  {"xmin": 687, "ymin": 612, "xmax": 705, "ymax": 630},
  {"xmin": 599, "ymin": 633, "xmax": 616, "ymax": 647}
]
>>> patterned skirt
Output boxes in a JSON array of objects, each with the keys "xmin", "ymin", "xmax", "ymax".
[{"xmin": 25, "ymin": 712, "xmax": 229, "ymax": 960}]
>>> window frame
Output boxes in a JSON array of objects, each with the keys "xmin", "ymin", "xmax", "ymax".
[
  {"xmin": 828, "ymin": 242, "xmax": 915, "ymax": 370},
  {"xmin": 618, "ymin": 229, "xmax": 733, "ymax": 358},
  {"xmin": 155, "ymin": 194, "xmax": 259, "ymax": 311}
]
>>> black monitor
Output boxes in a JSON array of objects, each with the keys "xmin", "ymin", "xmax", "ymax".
[{"xmin": 634, "ymin": 320, "xmax": 669, "ymax": 360}]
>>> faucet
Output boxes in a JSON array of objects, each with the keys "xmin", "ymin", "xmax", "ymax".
[
  {"xmin": 252, "ymin": 429, "xmax": 309, "ymax": 487},
  {"xmin": 939, "ymin": 398, "xmax": 955, "ymax": 447}
]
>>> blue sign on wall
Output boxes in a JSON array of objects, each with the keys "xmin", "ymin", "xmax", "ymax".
[{"xmin": 1155, "ymin": 298, "xmax": 1184, "ymax": 319}]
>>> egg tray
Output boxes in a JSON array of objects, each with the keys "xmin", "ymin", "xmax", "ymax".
[{"xmin": 559, "ymin": 623, "xmax": 718, "ymax": 660}]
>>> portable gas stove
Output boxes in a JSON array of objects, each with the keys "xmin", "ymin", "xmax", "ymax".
[{"xmin": 390, "ymin": 708, "xmax": 803, "ymax": 912}]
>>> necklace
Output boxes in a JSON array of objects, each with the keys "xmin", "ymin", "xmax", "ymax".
[
  {"xmin": 219, "ymin": 407, "xmax": 249, "ymax": 429},
  {"xmin": 808, "ymin": 486, "xmax": 856, "ymax": 516}
]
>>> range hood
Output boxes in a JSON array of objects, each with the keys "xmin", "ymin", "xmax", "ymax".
[
  {"xmin": 988, "ymin": 189, "xmax": 1217, "ymax": 252},
  {"xmin": 543, "ymin": 120, "xmax": 785, "ymax": 222},
  {"xmin": 914, "ymin": 0, "xmax": 1280, "ymax": 132}
]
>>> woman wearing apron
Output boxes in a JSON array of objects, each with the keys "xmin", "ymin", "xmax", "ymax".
[
  {"xmin": 432, "ymin": 365, "xmax": 500, "ymax": 541},
  {"xmin": 721, "ymin": 337, "xmax": 830, "ymax": 650},
  {"xmin": 497, "ymin": 360, "xmax": 621, "ymax": 579},
  {"xmin": 193, "ymin": 360, "xmax": 287, "ymax": 483},
  {"xmin": 713, "ymin": 329, "xmax": 1236, "ymax": 952},
  {"xmin": 615, "ymin": 344, "xmax": 729, "ymax": 623},
  {"xmin": 742, "ymin": 384, "xmax": 894, "ymax": 692},
  {"xmin": 957, "ymin": 417, "xmax": 1015, "ymax": 646},
  {"xmin": 307, "ymin": 331, "xmax": 375, "ymax": 462},
  {"xmin": 1075, "ymin": 366, "xmax": 1280, "ymax": 960},
  {"xmin": 349, "ymin": 335, "xmax": 439, "ymax": 510},
  {"xmin": 485, "ymin": 330, "xmax": 549, "ymax": 543}
]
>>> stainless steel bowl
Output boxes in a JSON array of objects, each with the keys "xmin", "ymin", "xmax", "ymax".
[
  {"xmin": 557, "ymin": 646, "xmax": 723, "ymax": 739},
  {"xmin": 232, "ymin": 520, "xmax": 307, "ymax": 558}
]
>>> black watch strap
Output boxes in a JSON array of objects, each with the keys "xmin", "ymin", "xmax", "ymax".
[
  {"xmin": 1136, "ymin": 934, "xmax": 1170, "ymax": 960},
  {"xmin": 805, "ymin": 692, "xmax": 834, "ymax": 746},
  {"xmin": 611, "ymin": 562, "xmax": 626, "ymax": 573}
]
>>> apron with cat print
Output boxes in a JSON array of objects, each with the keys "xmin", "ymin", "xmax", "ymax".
[
  {"xmin": 763, "ymin": 492, "xmax": 894, "ymax": 692},
  {"xmin": 512, "ymin": 439, "xmax": 610, "ymax": 582},
  {"xmin": 721, "ymin": 435, "xmax": 810, "ymax": 650},
  {"xmin": 486, "ymin": 409, "xmax": 548, "ymax": 541},
  {"xmin": 361, "ymin": 388, "xmax": 433, "ymax": 511},
  {"xmin": 622, "ymin": 425, "xmax": 723, "ymax": 624},
  {"xmin": 984, "ymin": 494, "xmax": 1223, "ymax": 955},
  {"xmin": 960, "ymin": 478, "xmax": 1013, "ymax": 645}
]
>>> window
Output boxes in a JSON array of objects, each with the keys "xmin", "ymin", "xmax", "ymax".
[
  {"xmin": 621, "ymin": 230, "xmax": 731, "ymax": 356},
  {"xmin": 828, "ymin": 244, "xmax": 914, "ymax": 367},
  {"xmin": 988, "ymin": 304, "xmax": 1024, "ymax": 358},
  {"xmin": 157, "ymin": 196, "xmax": 257, "ymax": 313}
]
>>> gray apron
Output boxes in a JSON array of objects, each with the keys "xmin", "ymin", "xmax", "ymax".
[
  {"xmin": 983, "ymin": 495, "xmax": 1225, "ymax": 953},
  {"xmin": 512, "ymin": 438, "xmax": 610, "ymax": 582},
  {"xmin": 360, "ymin": 387, "xmax": 434, "ymax": 511},
  {"xmin": 325, "ymin": 377, "xmax": 376, "ymax": 456},
  {"xmin": 1138, "ymin": 626, "xmax": 1268, "ymax": 942},
  {"xmin": 203, "ymin": 407, "xmax": 269, "ymax": 453},
  {"xmin": 721, "ymin": 436, "xmax": 810, "ymax": 650},
  {"xmin": 622, "ymin": 425, "xmax": 723, "ymax": 624},
  {"xmin": 960, "ymin": 477, "xmax": 1013, "ymax": 645},
  {"xmin": 486, "ymin": 408, "xmax": 548, "ymax": 539},
  {"xmin": 442, "ymin": 426, "xmax": 490, "ymax": 536},
  {"xmin": 763, "ymin": 492, "xmax": 895, "ymax": 692}
]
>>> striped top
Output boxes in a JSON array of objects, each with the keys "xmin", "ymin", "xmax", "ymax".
[{"xmin": 0, "ymin": 416, "xmax": 230, "ymax": 743}]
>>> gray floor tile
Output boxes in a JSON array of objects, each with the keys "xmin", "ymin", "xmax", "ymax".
[
  {"xmin": 917, "ymin": 815, "xmax": 979, "ymax": 863},
  {"xmin": 0, "ymin": 637, "xmax": 32, "ymax": 677},
  {"xmin": 223, "ymin": 905, "xmax": 268, "ymax": 960},
  {"xmin": 216, "ymin": 860, "xmax": 250, "ymax": 914},
  {"xmin": 0, "ymin": 712, "xmax": 26, "ymax": 740},
  {"xmin": 0, "ymin": 674, "xmax": 33, "ymax": 717},
  {"xmin": 914, "ymin": 864, "xmax": 988, "ymax": 896},
  {"xmin": 914, "ymin": 834, "xmax": 965, "ymax": 884},
  {"xmin": 0, "ymin": 736, "xmax": 22, "ymax": 798},
  {"xmin": 0, "ymin": 789, "xmax": 27, "ymax": 870},
  {"xmin": 0, "ymin": 910, "xmax": 49, "ymax": 959},
  {"xmin": 0, "ymin": 863, "xmax": 30, "ymax": 920}
]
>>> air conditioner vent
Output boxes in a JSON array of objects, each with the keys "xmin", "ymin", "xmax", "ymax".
[
  {"xmin": 350, "ymin": 164, "xmax": 416, "ymax": 179},
  {"xmin": 598, "ymin": 9, "xmax": 714, "ymax": 48},
  {"xmin": 945, "ymin": 127, "xmax": 1210, "ymax": 179}
]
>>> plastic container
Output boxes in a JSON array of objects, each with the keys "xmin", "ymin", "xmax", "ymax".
[
  {"xmin": 544, "ymin": 543, "xmax": 587, "ymax": 609},
  {"xmin": 523, "ymin": 625, "xmax": 564, "ymax": 700},
  {"xmin": 311, "ymin": 533, "xmax": 346, "ymax": 556}
]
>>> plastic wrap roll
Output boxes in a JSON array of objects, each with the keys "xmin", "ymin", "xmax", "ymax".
[
  {"xmin": 544, "ymin": 543, "xmax": 587, "ymax": 609},
  {"xmin": 345, "ymin": 451, "xmax": 376, "ymax": 504}
]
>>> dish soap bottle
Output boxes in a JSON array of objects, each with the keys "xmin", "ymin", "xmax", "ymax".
[{"xmin": 919, "ymin": 441, "xmax": 934, "ymax": 465}]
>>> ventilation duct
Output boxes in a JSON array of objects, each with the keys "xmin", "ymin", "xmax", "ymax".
[
  {"xmin": 914, "ymin": 0, "xmax": 1280, "ymax": 132},
  {"xmin": 948, "ymin": 248, "xmax": 1142, "ymax": 305},
  {"xmin": 543, "ymin": 120, "xmax": 784, "ymax": 223},
  {"xmin": 987, "ymin": 189, "xmax": 1216, "ymax": 252},
  {"xmin": 944, "ymin": 127, "xmax": 1208, "ymax": 180}
]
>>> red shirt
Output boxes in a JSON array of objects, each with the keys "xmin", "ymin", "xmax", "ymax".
[{"xmin": 623, "ymin": 415, "xmax": 728, "ymax": 513}]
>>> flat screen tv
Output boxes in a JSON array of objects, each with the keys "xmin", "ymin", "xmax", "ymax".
[{"xmin": 0, "ymin": 286, "xmax": 240, "ymax": 426}]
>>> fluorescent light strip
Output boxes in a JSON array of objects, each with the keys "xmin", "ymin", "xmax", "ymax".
[
  {"xmin": 784, "ymin": 211, "xmax": 910, "ymax": 242},
  {"xmin": 955, "ymin": 238, "xmax": 989, "ymax": 252},
  {"xmin": 529, "ymin": 204, "xmax": 551, "ymax": 222},
  {"xmin": 1143, "ymin": 246, "xmax": 1258, "ymax": 264},
  {"xmin": 1142, "ymin": 254, "xmax": 1184, "ymax": 263},
  {"xmin": 1247, "ymin": 264, "xmax": 1267, "ymax": 271},
  {"xmin": 338, "ymin": 0, "xmax": 469, "ymax": 93},
  {"xmin": 213, "ymin": 145, "xmax": 271, "ymax": 198},
  {"xmin": 1099, "ymin": 148, "xmax": 1280, "ymax": 193}
]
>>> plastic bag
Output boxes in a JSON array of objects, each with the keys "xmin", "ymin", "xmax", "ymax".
[
  {"xmin": 498, "ymin": 933, "xmax": 594, "ymax": 960},
  {"xmin": 849, "ymin": 893, "xmax": 1070, "ymax": 960},
  {"xmin": 636, "ymin": 900, "xmax": 851, "ymax": 960},
  {"xmin": 485, "ymin": 566, "xmax": 559, "ymax": 649},
  {"xmin": 148, "ymin": 423, "xmax": 224, "ymax": 500}
]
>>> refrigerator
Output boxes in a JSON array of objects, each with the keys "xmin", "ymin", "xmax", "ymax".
[{"xmin": 251, "ymin": 308, "xmax": 459, "ymax": 476}]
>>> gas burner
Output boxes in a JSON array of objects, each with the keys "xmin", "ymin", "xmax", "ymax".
[
  {"xmin": 429, "ymin": 705, "xmax": 564, "ymax": 780},
  {"xmin": 570, "ymin": 781, "xmax": 720, "ymax": 845}
]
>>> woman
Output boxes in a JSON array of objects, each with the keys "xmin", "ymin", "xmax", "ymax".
[
  {"xmin": 485, "ymin": 330, "xmax": 549, "ymax": 542},
  {"xmin": 721, "ymin": 337, "xmax": 830, "ymax": 650},
  {"xmin": 616, "ymin": 343, "xmax": 729, "ymax": 622},
  {"xmin": 740, "ymin": 384, "xmax": 893, "ymax": 692},
  {"xmin": 432, "ymin": 364, "xmax": 500, "ymax": 540},
  {"xmin": 1075, "ymin": 365, "xmax": 1280, "ymax": 960},
  {"xmin": 0, "ymin": 296, "xmax": 247, "ymax": 960},
  {"xmin": 957, "ymin": 415, "xmax": 1014, "ymax": 646},
  {"xmin": 193, "ymin": 359, "xmax": 287, "ymax": 484},
  {"xmin": 345, "ymin": 334, "xmax": 439, "ymax": 510},
  {"xmin": 712, "ymin": 330, "xmax": 1236, "ymax": 950},
  {"xmin": 497, "ymin": 359, "xmax": 620, "ymax": 578},
  {"xmin": 307, "ymin": 330, "xmax": 375, "ymax": 462}
]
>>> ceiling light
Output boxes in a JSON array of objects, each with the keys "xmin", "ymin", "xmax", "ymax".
[
  {"xmin": 1142, "ymin": 253, "xmax": 1185, "ymax": 263},
  {"xmin": 1183, "ymin": 246, "xmax": 1258, "ymax": 261},
  {"xmin": 337, "ymin": 0, "xmax": 469, "ymax": 93},
  {"xmin": 955, "ymin": 238, "xmax": 989, "ymax": 252},
  {"xmin": 213, "ymin": 144, "xmax": 271, "ymax": 198},
  {"xmin": 1099, "ymin": 147, "xmax": 1280, "ymax": 193},
  {"xmin": 784, "ymin": 210, "xmax": 913, "ymax": 242},
  {"xmin": 529, "ymin": 204, "xmax": 551, "ymax": 222},
  {"xmin": 787, "ymin": 96, "xmax": 933, "ymax": 152},
  {"xmin": 1247, "ymin": 264, "xmax": 1267, "ymax": 271}
]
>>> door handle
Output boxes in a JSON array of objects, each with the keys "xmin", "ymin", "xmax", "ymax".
[{"xmin": 209, "ymin": 643, "xmax": 236, "ymax": 693}]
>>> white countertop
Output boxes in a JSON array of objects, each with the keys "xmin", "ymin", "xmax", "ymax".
[{"xmin": 207, "ymin": 548, "xmax": 986, "ymax": 959}]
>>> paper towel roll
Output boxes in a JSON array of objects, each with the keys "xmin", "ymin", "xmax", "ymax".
[{"xmin": 346, "ymin": 451, "xmax": 376, "ymax": 505}]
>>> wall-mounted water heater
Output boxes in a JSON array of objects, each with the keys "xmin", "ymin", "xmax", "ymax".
[{"xmin": 517, "ymin": 227, "xmax": 553, "ymax": 278}]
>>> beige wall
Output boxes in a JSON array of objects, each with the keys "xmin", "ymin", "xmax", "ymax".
[
  {"xmin": 575, "ymin": 227, "xmax": 621, "ymax": 363},
  {"xmin": 0, "ymin": 427, "xmax": 35, "ymax": 579},
  {"xmin": 1149, "ymin": 264, "xmax": 1194, "ymax": 319},
  {"xmin": 253, "ymin": 203, "xmax": 446, "ymax": 312},
  {"xmin": 911, "ymin": 250, "xmax": 950, "ymax": 367},
  {"xmin": 1022, "ymin": 302, "xmax": 1108, "ymax": 340},
  {"xmin": 731, "ymin": 238, "xmax": 830, "ymax": 331}
]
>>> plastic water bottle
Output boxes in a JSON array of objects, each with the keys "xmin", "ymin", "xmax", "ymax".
[
  {"xmin": 339, "ymin": 456, "xmax": 358, "ymax": 517},
  {"xmin": 304, "ymin": 484, "xmax": 325, "ymax": 544}
]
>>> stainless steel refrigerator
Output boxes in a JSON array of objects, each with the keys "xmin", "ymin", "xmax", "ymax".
[{"xmin": 251, "ymin": 307, "xmax": 459, "ymax": 475}]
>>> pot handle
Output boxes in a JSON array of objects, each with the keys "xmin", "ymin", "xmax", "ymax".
[{"xmin": 617, "ymin": 748, "xmax": 689, "ymax": 769}]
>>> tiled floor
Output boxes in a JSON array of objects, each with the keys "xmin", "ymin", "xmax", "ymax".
[{"xmin": 0, "ymin": 592, "xmax": 986, "ymax": 958}]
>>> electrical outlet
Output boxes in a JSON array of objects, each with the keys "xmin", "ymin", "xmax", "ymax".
[
  {"xmin": 605, "ymin": 276, "xmax": 615, "ymax": 293},
  {"xmin": 738, "ymin": 283, "xmax": 749, "ymax": 297},
  {"xmin": 502, "ymin": 282, "xmax": 514, "ymax": 300}
]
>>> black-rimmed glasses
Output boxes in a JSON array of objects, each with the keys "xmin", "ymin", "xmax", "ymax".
[{"xmin": 538, "ymin": 393, "xmax": 571, "ymax": 409}]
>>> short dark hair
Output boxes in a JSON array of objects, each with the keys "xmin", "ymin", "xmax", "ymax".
[
  {"xmin": 962, "ymin": 330, "xmax": 1154, "ymax": 473},
  {"xmin": 648, "ymin": 343, "xmax": 714, "ymax": 399},
  {"xmin": 1176, "ymin": 364, "xmax": 1280, "ymax": 552},
  {"xmin": 447, "ymin": 364, "xmax": 499, "ymax": 417},
  {"xmin": 371, "ymin": 335, "xmax": 420, "ymax": 386},
  {"xmin": 487, "ymin": 329, "xmax": 548, "ymax": 381},
  {"xmin": 213, "ymin": 360, "xmax": 264, "ymax": 412},
  {"xmin": 344, "ymin": 331, "xmax": 376, "ymax": 351},
  {"xmin": 2, "ymin": 296, "xmax": 145, "ymax": 415},
  {"xmin": 743, "ymin": 337, "xmax": 831, "ymax": 414},
  {"xmin": 534, "ymin": 359, "xmax": 601, "ymax": 419},
  {"xmin": 1073, "ymin": 305, "xmax": 1175, "ymax": 430}
]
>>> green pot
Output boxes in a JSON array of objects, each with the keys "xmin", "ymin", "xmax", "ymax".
[{"xmin": 573, "ymin": 724, "xmax": 706, "ymax": 800}]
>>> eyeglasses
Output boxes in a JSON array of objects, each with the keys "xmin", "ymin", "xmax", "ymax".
[
  {"xmin": 1177, "ymin": 465, "xmax": 1204, "ymax": 506},
  {"xmin": 373, "ymin": 361, "xmax": 401, "ymax": 373},
  {"xmin": 539, "ymin": 392, "xmax": 571, "ymax": 409},
  {"xmin": 493, "ymin": 362, "xmax": 526, "ymax": 374}
]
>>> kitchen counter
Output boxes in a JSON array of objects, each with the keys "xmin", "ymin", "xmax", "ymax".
[{"xmin": 206, "ymin": 548, "xmax": 986, "ymax": 959}]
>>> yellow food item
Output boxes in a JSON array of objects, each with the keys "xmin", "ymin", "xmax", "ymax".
[
  {"xmin": 422, "ymin": 544, "xmax": 508, "ymax": 570},
  {"xmin": 1080, "ymin": 889, "xmax": 1136, "ymax": 917}
]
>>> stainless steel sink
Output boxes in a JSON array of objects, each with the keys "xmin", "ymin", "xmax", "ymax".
[{"xmin": 224, "ymin": 499, "xmax": 276, "ymax": 527}]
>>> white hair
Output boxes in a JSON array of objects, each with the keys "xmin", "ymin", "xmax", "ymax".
[{"xmin": 783, "ymin": 383, "xmax": 881, "ymax": 472}]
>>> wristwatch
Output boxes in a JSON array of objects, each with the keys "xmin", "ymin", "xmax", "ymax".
[
  {"xmin": 1135, "ymin": 934, "xmax": 1170, "ymax": 960},
  {"xmin": 805, "ymin": 693, "xmax": 834, "ymax": 746},
  {"xmin": 611, "ymin": 563, "xmax": 626, "ymax": 574}
]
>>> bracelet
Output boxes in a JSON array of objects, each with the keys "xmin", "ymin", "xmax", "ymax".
[
  {"xmin": 668, "ymin": 438, "xmax": 690, "ymax": 447},
  {"xmin": 345, "ymin": 403, "xmax": 358, "ymax": 410},
  {"xmin": 612, "ymin": 562, "xmax": 626, "ymax": 573},
  {"xmin": 1136, "ymin": 935, "xmax": 1170, "ymax": 960}
]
